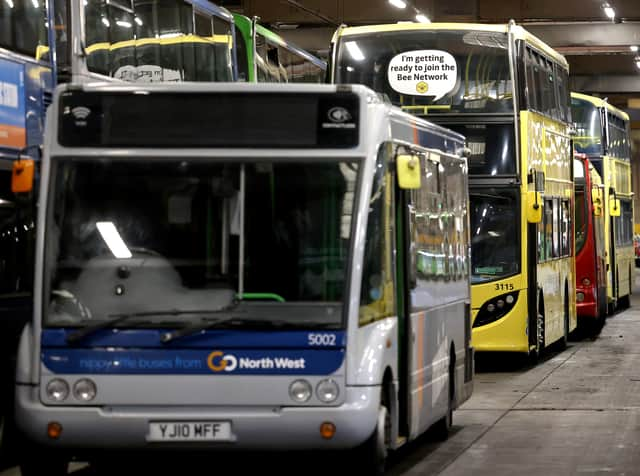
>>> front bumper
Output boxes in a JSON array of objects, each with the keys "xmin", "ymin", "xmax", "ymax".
[
  {"xmin": 576, "ymin": 284, "xmax": 600, "ymax": 319},
  {"xmin": 471, "ymin": 295, "xmax": 529, "ymax": 353},
  {"xmin": 16, "ymin": 384, "xmax": 379, "ymax": 451}
]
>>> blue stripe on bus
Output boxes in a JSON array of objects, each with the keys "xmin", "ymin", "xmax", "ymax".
[
  {"xmin": 41, "ymin": 348, "xmax": 345, "ymax": 375},
  {"xmin": 41, "ymin": 329, "xmax": 346, "ymax": 349}
]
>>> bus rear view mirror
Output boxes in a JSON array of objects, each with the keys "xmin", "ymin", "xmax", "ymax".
[
  {"xmin": 397, "ymin": 154, "xmax": 421, "ymax": 190},
  {"xmin": 526, "ymin": 191, "xmax": 542, "ymax": 223},
  {"xmin": 591, "ymin": 188, "xmax": 603, "ymax": 217},
  {"xmin": 11, "ymin": 158, "xmax": 35, "ymax": 194},
  {"xmin": 609, "ymin": 198, "xmax": 621, "ymax": 217}
]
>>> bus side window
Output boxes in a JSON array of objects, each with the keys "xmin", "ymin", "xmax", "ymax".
[
  {"xmin": 359, "ymin": 145, "xmax": 395, "ymax": 326},
  {"xmin": 539, "ymin": 198, "xmax": 553, "ymax": 261},
  {"xmin": 192, "ymin": 10, "xmax": 215, "ymax": 82},
  {"xmin": 525, "ymin": 47, "xmax": 540, "ymax": 113},
  {"xmin": 552, "ymin": 198, "xmax": 560, "ymax": 258},
  {"xmin": 561, "ymin": 199, "xmax": 571, "ymax": 257},
  {"xmin": 84, "ymin": 0, "xmax": 110, "ymax": 76},
  {"xmin": 234, "ymin": 25, "xmax": 248, "ymax": 81},
  {"xmin": 413, "ymin": 158, "xmax": 439, "ymax": 282},
  {"xmin": 213, "ymin": 16, "xmax": 234, "ymax": 82},
  {"xmin": 554, "ymin": 64, "xmax": 570, "ymax": 123}
]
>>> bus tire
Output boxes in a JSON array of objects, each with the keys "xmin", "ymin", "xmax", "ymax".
[
  {"xmin": 433, "ymin": 349, "xmax": 455, "ymax": 440},
  {"xmin": 529, "ymin": 294, "xmax": 545, "ymax": 363},
  {"xmin": 356, "ymin": 401, "xmax": 388, "ymax": 475},
  {"xmin": 618, "ymin": 267, "xmax": 631, "ymax": 309},
  {"xmin": 557, "ymin": 287, "xmax": 569, "ymax": 350}
]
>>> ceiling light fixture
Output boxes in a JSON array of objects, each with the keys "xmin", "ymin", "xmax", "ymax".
[
  {"xmin": 388, "ymin": 0, "xmax": 407, "ymax": 9},
  {"xmin": 602, "ymin": 3, "xmax": 615, "ymax": 19},
  {"xmin": 96, "ymin": 222, "xmax": 132, "ymax": 259},
  {"xmin": 631, "ymin": 46, "xmax": 638, "ymax": 52},
  {"xmin": 345, "ymin": 41, "xmax": 365, "ymax": 61}
]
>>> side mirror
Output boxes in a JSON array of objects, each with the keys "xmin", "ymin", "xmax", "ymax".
[
  {"xmin": 527, "ymin": 191, "xmax": 542, "ymax": 223},
  {"xmin": 610, "ymin": 197, "xmax": 621, "ymax": 217},
  {"xmin": 591, "ymin": 188, "xmax": 603, "ymax": 217},
  {"xmin": 397, "ymin": 154, "xmax": 421, "ymax": 190},
  {"xmin": 11, "ymin": 158, "xmax": 35, "ymax": 194}
]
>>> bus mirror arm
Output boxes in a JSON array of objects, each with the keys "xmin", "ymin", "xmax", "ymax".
[
  {"xmin": 609, "ymin": 189, "xmax": 621, "ymax": 217},
  {"xmin": 526, "ymin": 190, "xmax": 543, "ymax": 224}
]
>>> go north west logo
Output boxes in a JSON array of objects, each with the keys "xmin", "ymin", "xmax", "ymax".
[{"xmin": 207, "ymin": 351, "xmax": 306, "ymax": 373}]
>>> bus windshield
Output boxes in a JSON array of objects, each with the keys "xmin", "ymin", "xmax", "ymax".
[
  {"xmin": 0, "ymin": 0, "xmax": 50, "ymax": 60},
  {"xmin": 574, "ymin": 159, "xmax": 587, "ymax": 254},
  {"xmin": 446, "ymin": 123, "xmax": 516, "ymax": 175},
  {"xmin": 335, "ymin": 30, "xmax": 513, "ymax": 115},
  {"xmin": 469, "ymin": 189, "xmax": 520, "ymax": 283},
  {"xmin": 46, "ymin": 159, "xmax": 358, "ymax": 329},
  {"xmin": 571, "ymin": 97, "xmax": 603, "ymax": 155},
  {"xmin": 83, "ymin": 0, "xmax": 234, "ymax": 82}
]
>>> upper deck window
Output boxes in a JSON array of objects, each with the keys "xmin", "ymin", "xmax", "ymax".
[
  {"xmin": 335, "ymin": 30, "xmax": 513, "ymax": 115},
  {"xmin": 571, "ymin": 98, "xmax": 604, "ymax": 156},
  {"xmin": 0, "ymin": 0, "xmax": 50, "ymax": 61},
  {"xmin": 83, "ymin": 0, "xmax": 234, "ymax": 82}
]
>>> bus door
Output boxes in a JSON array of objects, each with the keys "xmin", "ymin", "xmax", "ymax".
[
  {"xmin": 609, "ymin": 187, "xmax": 618, "ymax": 309},
  {"xmin": 399, "ymin": 151, "xmax": 449, "ymax": 439},
  {"xmin": 592, "ymin": 182, "xmax": 607, "ymax": 315}
]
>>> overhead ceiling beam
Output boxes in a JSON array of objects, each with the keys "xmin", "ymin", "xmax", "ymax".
[
  {"xmin": 570, "ymin": 75, "xmax": 640, "ymax": 93},
  {"xmin": 522, "ymin": 21, "xmax": 640, "ymax": 47},
  {"xmin": 555, "ymin": 46, "xmax": 637, "ymax": 55}
]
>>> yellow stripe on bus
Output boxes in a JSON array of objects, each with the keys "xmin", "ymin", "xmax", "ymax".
[{"xmin": 85, "ymin": 34, "xmax": 233, "ymax": 54}]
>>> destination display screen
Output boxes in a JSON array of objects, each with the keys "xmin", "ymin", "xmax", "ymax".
[{"xmin": 57, "ymin": 90, "xmax": 360, "ymax": 149}]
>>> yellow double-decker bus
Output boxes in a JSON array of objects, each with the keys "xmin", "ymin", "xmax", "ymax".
[
  {"xmin": 572, "ymin": 92, "xmax": 634, "ymax": 312},
  {"xmin": 331, "ymin": 21, "xmax": 576, "ymax": 358}
]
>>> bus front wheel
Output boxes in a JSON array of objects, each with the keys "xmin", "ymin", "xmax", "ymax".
[
  {"xmin": 354, "ymin": 396, "xmax": 389, "ymax": 475},
  {"xmin": 529, "ymin": 295, "xmax": 545, "ymax": 363}
]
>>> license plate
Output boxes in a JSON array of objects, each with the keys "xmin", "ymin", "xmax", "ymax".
[{"xmin": 148, "ymin": 421, "xmax": 232, "ymax": 442}]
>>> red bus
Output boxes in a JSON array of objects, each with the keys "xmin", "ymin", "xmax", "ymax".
[{"xmin": 574, "ymin": 153, "xmax": 607, "ymax": 330}]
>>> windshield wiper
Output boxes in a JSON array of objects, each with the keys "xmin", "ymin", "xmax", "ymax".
[
  {"xmin": 161, "ymin": 318, "xmax": 339, "ymax": 345},
  {"xmin": 159, "ymin": 300, "xmax": 243, "ymax": 344},
  {"xmin": 66, "ymin": 314, "xmax": 154, "ymax": 345}
]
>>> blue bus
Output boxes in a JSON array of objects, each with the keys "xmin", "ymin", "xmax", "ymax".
[{"xmin": 0, "ymin": 0, "xmax": 55, "ymax": 456}]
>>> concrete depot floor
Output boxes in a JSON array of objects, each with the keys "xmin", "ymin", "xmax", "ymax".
[{"xmin": 3, "ymin": 272, "xmax": 640, "ymax": 475}]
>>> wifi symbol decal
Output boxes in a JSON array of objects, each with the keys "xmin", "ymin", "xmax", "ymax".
[{"xmin": 71, "ymin": 106, "xmax": 91, "ymax": 120}]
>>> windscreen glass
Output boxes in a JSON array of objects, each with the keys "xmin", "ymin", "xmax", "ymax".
[
  {"xmin": 469, "ymin": 188, "xmax": 519, "ymax": 283},
  {"xmin": 336, "ymin": 30, "xmax": 513, "ymax": 115},
  {"xmin": 447, "ymin": 123, "xmax": 516, "ymax": 175},
  {"xmin": 571, "ymin": 97, "xmax": 603, "ymax": 155},
  {"xmin": 46, "ymin": 159, "xmax": 359, "ymax": 329}
]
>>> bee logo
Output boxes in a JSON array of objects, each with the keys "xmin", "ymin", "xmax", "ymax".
[{"xmin": 416, "ymin": 82, "xmax": 429, "ymax": 94}]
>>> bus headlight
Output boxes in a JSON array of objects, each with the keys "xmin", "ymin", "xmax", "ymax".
[
  {"xmin": 73, "ymin": 379, "xmax": 97, "ymax": 402},
  {"xmin": 576, "ymin": 292, "xmax": 585, "ymax": 303},
  {"xmin": 582, "ymin": 278, "xmax": 591, "ymax": 287},
  {"xmin": 46, "ymin": 379, "xmax": 70, "ymax": 402},
  {"xmin": 316, "ymin": 379, "xmax": 339, "ymax": 403},
  {"xmin": 473, "ymin": 291, "xmax": 520, "ymax": 328},
  {"xmin": 289, "ymin": 379, "xmax": 312, "ymax": 403}
]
